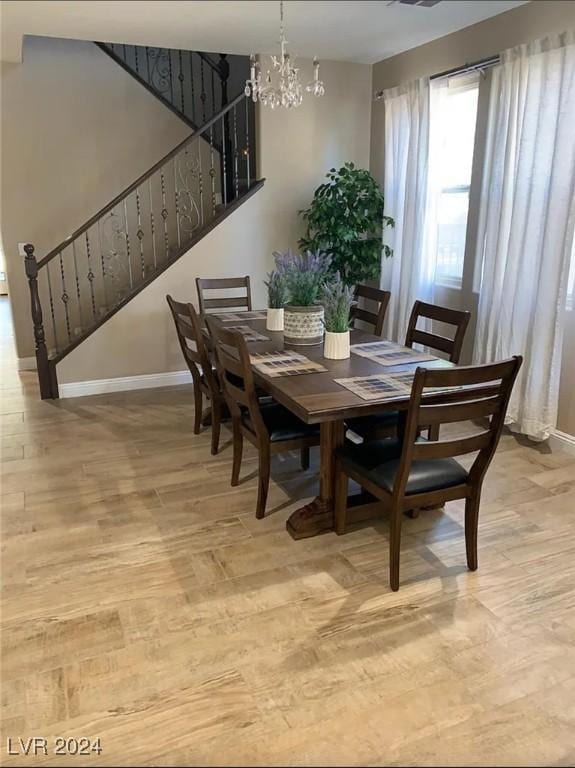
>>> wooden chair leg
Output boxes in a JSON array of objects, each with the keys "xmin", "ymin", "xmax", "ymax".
[
  {"xmin": 389, "ymin": 505, "xmax": 403, "ymax": 591},
  {"xmin": 465, "ymin": 492, "xmax": 480, "ymax": 571},
  {"xmin": 231, "ymin": 421, "xmax": 243, "ymax": 486},
  {"xmin": 193, "ymin": 384, "xmax": 203, "ymax": 434},
  {"xmin": 301, "ymin": 445, "xmax": 310, "ymax": 470},
  {"xmin": 211, "ymin": 400, "xmax": 222, "ymax": 456},
  {"xmin": 256, "ymin": 446, "xmax": 271, "ymax": 519},
  {"xmin": 334, "ymin": 460, "xmax": 349, "ymax": 535},
  {"xmin": 428, "ymin": 424, "xmax": 440, "ymax": 441},
  {"xmin": 406, "ymin": 508, "xmax": 419, "ymax": 519}
]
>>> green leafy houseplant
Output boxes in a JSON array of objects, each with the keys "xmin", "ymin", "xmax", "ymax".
[
  {"xmin": 299, "ymin": 162, "xmax": 394, "ymax": 286},
  {"xmin": 264, "ymin": 270, "xmax": 289, "ymax": 308},
  {"xmin": 322, "ymin": 275, "xmax": 355, "ymax": 333}
]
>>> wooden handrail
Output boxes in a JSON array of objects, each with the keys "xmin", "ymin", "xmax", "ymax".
[{"xmin": 37, "ymin": 90, "xmax": 247, "ymax": 269}]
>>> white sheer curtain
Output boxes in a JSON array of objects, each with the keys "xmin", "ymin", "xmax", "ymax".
[
  {"xmin": 381, "ymin": 78, "xmax": 433, "ymax": 342},
  {"xmin": 474, "ymin": 31, "xmax": 575, "ymax": 440}
]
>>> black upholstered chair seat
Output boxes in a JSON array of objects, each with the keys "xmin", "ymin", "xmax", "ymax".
[
  {"xmin": 338, "ymin": 438, "xmax": 468, "ymax": 495},
  {"xmin": 242, "ymin": 401, "xmax": 320, "ymax": 443},
  {"xmin": 347, "ymin": 410, "xmax": 399, "ymax": 438}
]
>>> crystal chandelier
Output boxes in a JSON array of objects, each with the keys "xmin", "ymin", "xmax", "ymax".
[{"xmin": 244, "ymin": 0, "xmax": 325, "ymax": 109}]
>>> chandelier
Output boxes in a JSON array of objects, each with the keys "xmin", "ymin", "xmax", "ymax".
[{"xmin": 244, "ymin": 0, "xmax": 325, "ymax": 109}]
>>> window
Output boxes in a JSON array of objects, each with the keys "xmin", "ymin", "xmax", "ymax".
[{"xmin": 429, "ymin": 74, "xmax": 480, "ymax": 288}]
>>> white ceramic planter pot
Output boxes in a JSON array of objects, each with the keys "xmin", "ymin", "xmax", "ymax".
[
  {"xmin": 324, "ymin": 330, "xmax": 350, "ymax": 360},
  {"xmin": 284, "ymin": 305, "xmax": 324, "ymax": 345},
  {"xmin": 266, "ymin": 307, "xmax": 284, "ymax": 331}
]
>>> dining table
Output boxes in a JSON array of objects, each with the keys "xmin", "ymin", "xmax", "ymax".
[{"xmin": 207, "ymin": 313, "xmax": 455, "ymax": 540}]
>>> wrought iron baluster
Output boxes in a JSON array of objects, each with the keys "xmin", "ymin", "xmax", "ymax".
[
  {"xmin": 160, "ymin": 169, "xmax": 170, "ymax": 261},
  {"xmin": 221, "ymin": 114, "xmax": 228, "ymax": 207},
  {"xmin": 134, "ymin": 46, "xmax": 140, "ymax": 76},
  {"xmin": 46, "ymin": 261, "xmax": 59, "ymax": 353},
  {"xmin": 198, "ymin": 137, "xmax": 204, "ymax": 228},
  {"xmin": 189, "ymin": 52, "xmax": 196, "ymax": 124},
  {"xmin": 210, "ymin": 68, "xmax": 215, "ymax": 121},
  {"xmin": 97, "ymin": 219, "xmax": 108, "ymax": 313},
  {"xmin": 232, "ymin": 104, "xmax": 239, "ymax": 199},
  {"xmin": 168, "ymin": 49, "xmax": 174, "ymax": 106},
  {"xmin": 85, "ymin": 231, "xmax": 97, "ymax": 321},
  {"xmin": 122, "ymin": 44, "xmax": 127, "ymax": 61},
  {"xmin": 135, "ymin": 187, "xmax": 146, "ymax": 279},
  {"xmin": 174, "ymin": 157, "xmax": 181, "ymax": 249},
  {"xmin": 123, "ymin": 199, "xmax": 133, "ymax": 289},
  {"xmin": 245, "ymin": 97, "xmax": 251, "ymax": 189},
  {"xmin": 178, "ymin": 49, "xmax": 185, "ymax": 113},
  {"xmin": 72, "ymin": 241, "xmax": 83, "ymax": 331},
  {"xmin": 58, "ymin": 251, "xmax": 72, "ymax": 342},
  {"xmin": 200, "ymin": 57, "xmax": 206, "ymax": 124},
  {"xmin": 209, "ymin": 125, "xmax": 216, "ymax": 218},
  {"xmin": 146, "ymin": 46, "xmax": 151, "ymax": 83},
  {"xmin": 148, "ymin": 177, "xmax": 157, "ymax": 270}
]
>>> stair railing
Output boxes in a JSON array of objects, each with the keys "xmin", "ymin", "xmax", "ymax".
[{"xmin": 24, "ymin": 91, "xmax": 257, "ymax": 399}]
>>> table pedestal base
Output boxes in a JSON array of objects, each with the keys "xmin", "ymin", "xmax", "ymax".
[{"xmin": 286, "ymin": 497, "xmax": 333, "ymax": 540}]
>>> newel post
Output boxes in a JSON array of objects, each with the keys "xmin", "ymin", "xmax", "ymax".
[{"xmin": 24, "ymin": 244, "xmax": 56, "ymax": 399}]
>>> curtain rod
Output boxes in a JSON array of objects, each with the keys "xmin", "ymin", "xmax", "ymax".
[{"xmin": 373, "ymin": 54, "xmax": 500, "ymax": 100}]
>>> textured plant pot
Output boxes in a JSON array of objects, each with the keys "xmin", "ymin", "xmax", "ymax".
[
  {"xmin": 284, "ymin": 305, "xmax": 324, "ymax": 345},
  {"xmin": 324, "ymin": 330, "xmax": 350, "ymax": 360},
  {"xmin": 266, "ymin": 307, "xmax": 284, "ymax": 332}
]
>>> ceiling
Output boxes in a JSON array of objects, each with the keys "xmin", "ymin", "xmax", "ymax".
[{"xmin": 1, "ymin": 0, "xmax": 528, "ymax": 65}]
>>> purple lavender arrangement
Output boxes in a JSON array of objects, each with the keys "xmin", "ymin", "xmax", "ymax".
[{"xmin": 273, "ymin": 249, "xmax": 331, "ymax": 307}]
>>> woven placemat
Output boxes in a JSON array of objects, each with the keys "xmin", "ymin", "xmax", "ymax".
[
  {"xmin": 351, "ymin": 340, "xmax": 437, "ymax": 367},
  {"xmin": 225, "ymin": 325, "xmax": 269, "ymax": 342},
  {"xmin": 251, "ymin": 350, "xmax": 327, "ymax": 378}
]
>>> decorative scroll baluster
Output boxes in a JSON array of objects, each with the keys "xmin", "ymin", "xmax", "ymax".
[
  {"xmin": 160, "ymin": 170, "xmax": 170, "ymax": 261},
  {"xmin": 232, "ymin": 104, "xmax": 239, "ymax": 199},
  {"xmin": 245, "ymin": 97, "xmax": 251, "ymax": 189},
  {"xmin": 200, "ymin": 57, "xmax": 206, "ymax": 124},
  {"xmin": 209, "ymin": 124, "xmax": 216, "ymax": 218},
  {"xmin": 135, "ymin": 188, "xmax": 146, "ymax": 279},
  {"xmin": 85, "ymin": 231, "xmax": 97, "ymax": 321},
  {"xmin": 72, "ymin": 241, "xmax": 83, "ymax": 331},
  {"xmin": 178, "ymin": 50, "xmax": 185, "ymax": 114},
  {"xmin": 24, "ymin": 244, "xmax": 54, "ymax": 399},
  {"xmin": 148, "ymin": 177, "xmax": 157, "ymax": 269},
  {"xmin": 58, "ymin": 251, "xmax": 72, "ymax": 342},
  {"xmin": 221, "ymin": 115, "xmax": 228, "ymax": 208},
  {"xmin": 46, "ymin": 262, "xmax": 58, "ymax": 352},
  {"xmin": 123, "ymin": 199, "xmax": 133, "ymax": 289},
  {"xmin": 210, "ymin": 68, "xmax": 216, "ymax": 122}
]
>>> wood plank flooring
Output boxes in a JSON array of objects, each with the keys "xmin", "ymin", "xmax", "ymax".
[{"xmin": 1, "ymin": 297, "xmax": 575, "ymax": 766}]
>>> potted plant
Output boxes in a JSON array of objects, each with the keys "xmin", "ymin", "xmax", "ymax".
[
  {"xmin": 322, "ymin": 275, "xmax": 355, "ymax": 359},
  {"xmin": 274, "ymin": 249, "xmax": 330, "ymax": 345},
  {"xmin": 264, "ymin": 270, "xmax": 288, "ymax": 331},
  {"xmin": 299, "ymin": 162, "xmax": 394, "ymax": 285}
]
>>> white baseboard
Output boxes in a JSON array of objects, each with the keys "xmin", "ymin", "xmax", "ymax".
[
  {"xmin": 548, "ymin": 429, "xmax": 575, "ymax": 457},
  {"xmin": 17, "ymin": 356, "xmax": 37, "ymax": 371},
  {"xmin": 59, "ymin": 370, "xmax": 192, "ymax": 398}
]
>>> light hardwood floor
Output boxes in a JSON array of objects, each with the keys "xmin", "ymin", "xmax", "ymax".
[{"xmin": 1, "ymin": 296, "xmax": 575, "ymax": 767}]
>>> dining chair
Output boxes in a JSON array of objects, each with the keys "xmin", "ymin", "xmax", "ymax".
[
  {"xmin": 196, "ymin": 276, "xmax": 252, "ymax": 315},
  {"xmin": 166, "ymin": 295, "xmax": 226, "ymax": 455},
  {"xmin": 334, "ymin": 356, "xmax": 522, "ymax": 591},
  {"xmin": 348, "ymin": 300, "xmax": 472, "ymax": 443},
  {"xmin": 350, "ymin": 285, "xmax": 391, "ymax": 337},
  {"xmin": 206, "ymin": 317, "xmax": 320, "ymax": 519}
]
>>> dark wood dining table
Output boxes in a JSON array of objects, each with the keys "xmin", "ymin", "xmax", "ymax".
[{"xmin": 208, "ymin": 314, "xmax": 454, "ymax": 539}]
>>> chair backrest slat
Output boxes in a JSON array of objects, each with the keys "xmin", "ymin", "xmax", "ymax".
[
  {"xmin": 391, "ymin": 356, "xmax": 522, "ymax": 498},
  {"xmin": 167, "ymin": 295, "xmax": 216, "ymax": 393},
  {"xmin": 196, "ymin": 276, "xmax": 252, "ymax": 314},
  {"xmin": 205, "ymin": 317, "xmax": 268, "ymax": 436},
  {"xmin": 405, "ymin": 300, "xmax": 471, "ymax": 363},
  {"xmin": 351, "ymin": 285, "xmax": 391, "ymax": 337}
]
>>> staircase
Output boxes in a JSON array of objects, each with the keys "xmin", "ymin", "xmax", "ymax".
[{"xmin": 24, "ymin": 43, "xmax": 263, "ymax": 400}]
